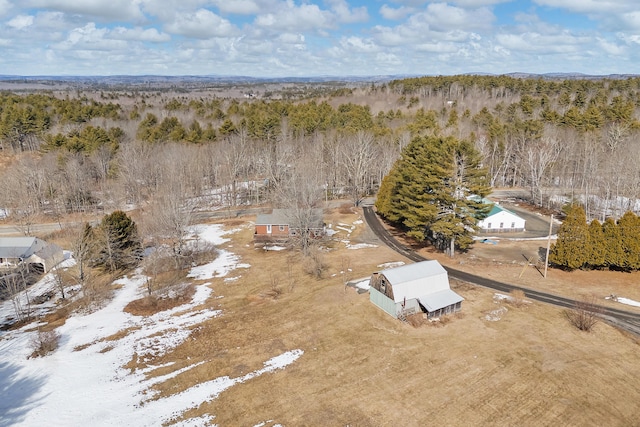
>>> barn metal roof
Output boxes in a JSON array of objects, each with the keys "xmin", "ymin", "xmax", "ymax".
[
  {"xmin": 379, "ymin": 260, "xmax": 446, "ymax": 285},
  {"xmin": 418, "ymin": 289, "xmax": 464, "ymax": 312}
]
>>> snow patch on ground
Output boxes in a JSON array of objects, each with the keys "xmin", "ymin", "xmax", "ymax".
[
  {"xmin": 187, "ymin": 249, "xmax": 250, "ymax": 280},
  {"xmin": 0, "ymin": 224, "xmax": 303, "ymax": 426},
  {"xmin": 485, "ymin": 306, "xmax": 508, "ymax": 321},
  {"xmin": 605, "ymin": 295, "xmax": 640, "ymax": 307},
  {"xmin": 346, "ymin": 243, "xmax": 378, "ymax": 250},
  {"xmin": 354, "ymin": 279, "xmax": 371, "ymax": 290},
  {"xmin": 377, "ymin": 261, "xmax": 405, "ymax": 269}
]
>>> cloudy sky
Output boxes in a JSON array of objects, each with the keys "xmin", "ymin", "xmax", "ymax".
[{"xmin": 1, "ymin": 0, "xmax": 639, "ymax": 77}]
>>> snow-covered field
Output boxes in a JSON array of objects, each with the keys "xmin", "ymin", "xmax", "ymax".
[{"xmin": 0, "ymin": 224, "xmax": 302, "ymax": 426}]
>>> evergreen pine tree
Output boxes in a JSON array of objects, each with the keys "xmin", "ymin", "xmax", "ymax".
[
  {"xmin": 91, "ymin": 210, "xmax": 142, "ymax": 272},
  {"xmin": 617, "ymin": 211, "xmax": 640, "ymax": 271},
  {"xmin": 375, "ymin": 135, "xmax": 491, "ymax": 256},
  {"xmin": 602, "ymin": 217, "xmax": 623, "ymax": 270},
  {"xmin": 587, "ymin": 219, "xmax": 605, "ymax": 269},
  {"xmin": 549, "ymin": 205, "xmax": 588, "ymax": 270}
]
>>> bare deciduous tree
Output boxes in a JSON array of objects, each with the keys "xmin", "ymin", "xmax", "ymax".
[
  {"xmin": 564, "ymin": 295, "xmax": 602, "ymax": 332},
  {"xmin": 521, "ymin": 136, "xmax": 562, "ymax": 206},
  {"xmin": 337, "ymin": 131, "xmax": 378, "ymax": 206},
  {"xmin": 273, "ymin": 152, "xmax": 325, "ymax": 255}
]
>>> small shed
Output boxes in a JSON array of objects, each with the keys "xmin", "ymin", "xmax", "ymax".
[
  {"xmin": 477, "ymin": 203, "xmax": 525, "ymax": 233},
  {"xmin": 369, "ymin": 260, "xmax": 463, "ymax": 319},
  {"xmin": 0, "ymin": 237, "xmax": 64, "ymax": 273},
  {"xmin": 254, "ymin": 208, "xmax": 325, "ymax": 242}
]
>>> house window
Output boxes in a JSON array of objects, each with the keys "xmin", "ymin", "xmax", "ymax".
[
  {"xmin": 500, "ymin": 222, "xmax": 504, "ymax": 228},
  {"xmin": 279, "ymin": 225, "xmax": 285, "ymax": 231},
  {"xmin": 266, "ymin": 225, "xmax": 272, "ymax": 234},
  {"xmin": 511, "ymin": 222, "xmax": 515, "ymax": 228},
  {"xmin": 487, "ymin": 223, "xmax": 492, "ymax": 229}
]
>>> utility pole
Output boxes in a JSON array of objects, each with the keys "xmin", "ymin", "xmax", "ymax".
[{"xmin": 544, "ymin": 214, "xmax": 553, "ymax": 278}]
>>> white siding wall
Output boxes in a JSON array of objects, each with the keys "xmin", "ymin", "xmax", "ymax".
[{"xmin": 478, "ymin": 211, "xmax": 525, "ymax": 231}]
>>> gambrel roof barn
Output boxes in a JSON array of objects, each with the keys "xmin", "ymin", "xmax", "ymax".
[{"xmin": 369, "ymin": 260, "xmax": 463, "ymax": 320}]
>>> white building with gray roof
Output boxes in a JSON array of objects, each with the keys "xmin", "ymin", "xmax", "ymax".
[{"xmin": 369, "ymin": 260, "xmax": 463, "ymax": 320}]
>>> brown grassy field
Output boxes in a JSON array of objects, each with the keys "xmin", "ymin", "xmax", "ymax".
[{"xmin": 129, "ymin": 208, "xmax": 640, "ymax": 426}]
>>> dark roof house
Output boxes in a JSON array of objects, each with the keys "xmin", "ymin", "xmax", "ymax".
[{"xmin": 254, "ymin": 208, "xmax": 325, "ymax": 242}]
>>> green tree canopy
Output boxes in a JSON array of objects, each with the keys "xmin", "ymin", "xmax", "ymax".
[
  {"xmin": 602, "ymin": 217, "xmax": 623, "ymax": 269},
  {"xmin": 549, "ymin": 205, "xmax": 589, "ymax": 270},
  {"xmin": 376, "ymin": 135, "xmax": 491, "ymax": 256},
  {"xmin": 617, "ymin": 211, "xmax": 640, "ymax": 270},
  {"xmin": 90, "ymin": 210, "xmax": 142, "ymax": 272},
  {"xmin": 586, "ymin": 219, "xmax": 606, "ymax": 268}
]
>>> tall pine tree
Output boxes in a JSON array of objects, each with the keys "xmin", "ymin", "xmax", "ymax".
[
  {"xmin": 549, "ymin": 205, "xmax": 589, "ymax": 270},
  {"xmin": 586, "ymin": 219, "xmax": 606, "ymax": 268},
  {"xmin": 618, "ymin": 211, "xmax": 640, "ymax": 271},
  {"xmin": 602, "ymin": 217, "xmax": 623, "ymax": 270},
  {"xmin": 376, "ymin": 135, "xmax": 491, "ymax": 256}
]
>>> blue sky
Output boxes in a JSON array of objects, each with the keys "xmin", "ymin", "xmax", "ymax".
[{"xmin": 1, "ymin": 0, "xmax": 639, "ymax": 77}]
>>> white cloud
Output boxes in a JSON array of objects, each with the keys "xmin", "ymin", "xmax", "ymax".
[
  {"xmin": 0, "ymin": 0, "xmax": 12, "ymax": 17},
  {"xmin": 24, "ymin": 0, "xmax": 146, "ymax": 21},
  {"xmin": 495, "ymin": 31, "xmax": 590, "ymax": 54},
  {"xmin": 165, "ymin": 9, "xmax": 239, "ymax": 39},
  {"xmin": 209, "ymin": 0, "xmax": 262, "ymax": 15},
  {"xmin": 53, "ymin": 23, "xmax": 129, "ymax": 51},
  {"xmin": 255, "ymin": 2, "xmax": 333, "ymax": 31},
  {"xmin": 620, "ymin": 11, "xmax": 640, "ymax": 31},
  {"xmin": 448, "ymin": 0, "xmax": 511, "ymax": 6},
  {"xmin": 326, "ymin": 0, "xmax": 369, "ymax": 23},
  {"xmin": 7, "ymin": 14, "xmax": 34, "ymax": 30},
  {"xmin": 111, "ymin": 26, "xmax": 171, "ymax": 43},
  {"xmin": 532, "ymin": 0, "xmax": 635, "ymax": 15},
  {"xmin": 380, "ymin": 5, "xmax": 415, "ymax": 20},
  {"xmin": 340, "ymin": 36, "xmax": 378, "ymax": 53},
  {"xmin": 617, "ymin": 32, "xmax": 640, "ymax": 45},
  {"xmin": 420, "ymin": 3, "xmax": 494, "ymax": 32},
  {"xmin": 597, "ymin": 37, "xmax": 626, "ymax": 55}
]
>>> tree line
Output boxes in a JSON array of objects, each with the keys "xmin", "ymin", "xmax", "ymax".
[
  {"xmin": 550, "ymin": 205, "xmax": 640, "ymax": 272},
  {"xmin": 1, "ymin": 74, "xmax": 640, "ymax": 244}
]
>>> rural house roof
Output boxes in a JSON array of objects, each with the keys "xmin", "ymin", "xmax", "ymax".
[
  {"xmin": 485, "ymin": 203, "xmax": 522, "ymax": 219},
  {"xmin": 378, "ymin": 260, "xmax": 463, "ymax": 311},
  {"xmin": 418, "ymin": 290, "xmax": 464, "ymax": 312},
  {"xmin": 256, "ymin": 208, "xmax": 324, "ymax": 228},
  {"xmin": 0, "ymin": 237, "xmax": 48, "ymax": 259},
  {"xmin": 378, "ymin": 260, "xmax": 449, "ymax": 302}
]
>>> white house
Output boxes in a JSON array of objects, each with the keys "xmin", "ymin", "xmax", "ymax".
[
  {"xmin": 0, "ymin": 237, "xmax": 64, "ymax": 273},
  {"xmin": 477, "ymin": 203, "xmax": 526, "ymax": 233},
  {"xmin": 369, "ymin": 260, "xmax": 463, "ymax": 319}
]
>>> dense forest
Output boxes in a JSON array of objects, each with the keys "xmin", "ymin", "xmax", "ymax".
[{"xmin": 1, "ymin": 75, "xmax": 640, "ymax": 237}]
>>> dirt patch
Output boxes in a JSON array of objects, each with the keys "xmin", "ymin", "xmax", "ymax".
[{"xmin": 124, "ymin": 283, "xmax": 196, "ymax": 316}]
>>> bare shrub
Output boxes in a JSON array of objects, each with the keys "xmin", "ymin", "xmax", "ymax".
[
  {"xmin": 303, "ymin": 246, "xmax": 328, "ymax": 279},
  {"xmin": 406, "ymin": 313, "xmax": 426, "ymax": 327},
  {"xmin": 509, "ymin": 289, "xmax": 527, "ymax": 307},
  {"xmin": 262, "ymin": 276, "xmax": 283, "ymax": 300},
  {"xmin": 439, "ymin": 314, "xmax": 452, "ymax": 325},
  {"xmin": 564, "ymin": 296, "xmax": 603, "ymax": 332},
  {"xmin": 125, "ymin": 283, "xmax": 195, "ymax": 316},
  {"xmin": 339, "ymin": 203, "xmax": 354, "ymax": 214},
  {"xmin": 29, "ymin": 329, "xmax": 61, "ymax": 358}
]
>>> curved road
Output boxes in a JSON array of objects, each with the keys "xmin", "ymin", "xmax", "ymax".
[{"xmin": 362, "ymin": 206, "xmax": 640, "ymax": 336}]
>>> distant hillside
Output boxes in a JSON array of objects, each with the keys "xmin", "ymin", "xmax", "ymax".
[{"xmin": 1, "ymin": 72, "xmax": 638, "ymax": 89}]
